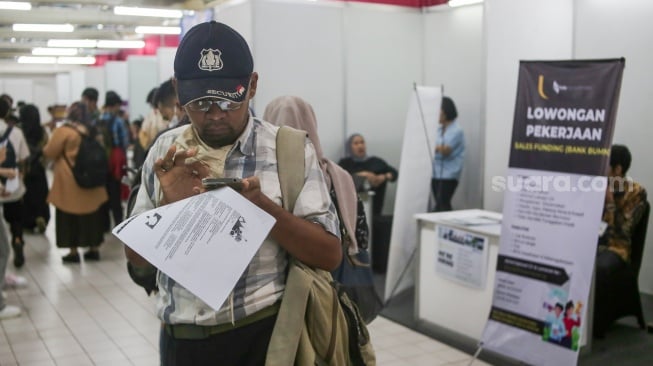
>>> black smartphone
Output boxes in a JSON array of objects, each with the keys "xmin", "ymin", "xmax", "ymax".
[{"xmin": 202, "ymin": 177, "xmax": 244, "ymax": 191}]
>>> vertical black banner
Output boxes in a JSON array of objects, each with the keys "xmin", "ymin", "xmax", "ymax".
[
  {"xmin": 481, "ymin": 59, "xmax": 626, "ymax": 366},
  {"xmin": 509, "ymin": 59, "xmax": 625, "ymax": 176}
]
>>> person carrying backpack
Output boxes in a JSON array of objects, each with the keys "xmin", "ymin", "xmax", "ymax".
[
  {"xmin": 0, "ymin": 97, "xmax": 23, "ymax": 319},
  {"xmin": 97, "ymin": 91, "xmax": 129, "ymax": 231},
  {"xmin": 0, "ymin": 100, "xmax": 30, "ymax": 269},
  {"xmin": 123, "ymin": 21, "xmax": 345, "ymax": 365},
  {"xmin": 43, "ymin": 102, "xmax": 108, "ymax": 263},
  {"xmin": 18, "ymin": 104, "xmax": 50, "ymax": 234}
]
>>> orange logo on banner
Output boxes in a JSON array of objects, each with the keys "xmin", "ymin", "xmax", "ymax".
[{"xmin": 538, "ymin": 75, "xmax": 549, "ymax": 100}]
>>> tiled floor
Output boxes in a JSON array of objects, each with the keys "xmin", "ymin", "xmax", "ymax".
[{"xmin": 1, "ymin": 221, "xmax": 490, "ymax": 366}]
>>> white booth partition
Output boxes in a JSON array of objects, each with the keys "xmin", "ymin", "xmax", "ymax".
[
  {"xmin": 56, "ymin": 73, "xmax": 72, "ymax": 105},
  {"xmin": 127, "ymin": 55, "xmax": 158, "ymax": 120},
  {"xmin": 85, "ymin": 67, "xmax": 106, "ymax": 106},
  {"xmin": 252, "ymin": 0, "xmax": 345, "ymax": 162},
  {"xmin": 214, "ymin": 0, "xmax": 253, "ymax": 48},
  {"xmin": 424, "ymin": 4, "xmax": 484, "ymax": 211},
  {"xmin": 69, "ymin": 70, "xmax": 86, "ymax": 107},
  {"xmin": 104, "ymin": 61, "xmax": 129, "ymax": 106},
  {"xmin": 157, "ymin": 47, "xmax": 177, "ymax": 83},
  {"xmin": 575, "ymin": 0, "xmax": 653, "ymax": 294},
  {"xmin": 482, "ymin": 0, "xmax": 574, "ymax": 212},
  {"xmin": 344, "ymin": 4, "xmax": 423, "ymax": 214}
]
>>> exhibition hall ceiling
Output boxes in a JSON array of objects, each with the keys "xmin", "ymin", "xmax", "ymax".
[
  {"xmin": 0, "ymin": 0, "xmax": 452, "ymax": 69},
  {"xmin": 0, "ymin": 0, "xmax": 214, "ymax": 61}
]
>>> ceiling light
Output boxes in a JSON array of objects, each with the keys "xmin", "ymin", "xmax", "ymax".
[
  {"xmin": 135, "ymin": 26, "xmax": 181, "ymax": 35},
  {"xmin": 96, "ymin": 40, "xmax": 145, "ymax": 49},
  {"xmin": 58, "ymin": 56, "xmax": 96, "ymax": 65},
  {"xmin": 97, "ymin": 40, "xmax": 145, "ymax": 48},
  {"xmin": 0, "ymin": 1, "xmax": 31, "ymax": 11},
  {"xmin": 17, "ymin": 56, "xmax": 96, "ymax": 65},
  {"xmin": 448, "ymin": 0, "xmax": 483, "ymax": 7},
  {"xmin": 32, "ymin": 47, "xmax": 78, "ymax": 56},
  {"xmin": 17, "ymin": 56, "xmax": 56, "ymax": 64},
  {"xmin": 114, "ymin": 6, "xmax": 183, "ymax": 18},
  {"xmin": 48, "ymin": 39, "xmax": 97, "ymax": 48},
  {"xmin": 13, "ymin": 23, "xmax": 74, "ymax": 32}
]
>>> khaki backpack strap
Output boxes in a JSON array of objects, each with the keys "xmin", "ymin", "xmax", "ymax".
[
  {"xmin": 266, "ymin": 126, "xmax": 307, "ymax": 366},
  {"xmin": 276, "ymin": 126, "xmax": 306, "ymax": 212},
  {"xmin": 265, "ymin": 259, "xmax": 313, "ymax": 366}
]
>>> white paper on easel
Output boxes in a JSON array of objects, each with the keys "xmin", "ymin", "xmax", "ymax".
[{"xmin": 112, "ymin": 188, "xmax": 276, "ymax": 311}]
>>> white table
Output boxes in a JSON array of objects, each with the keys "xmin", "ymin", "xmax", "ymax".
[
  {"xmin": 415, "ymin": 209, "xmax": 502, "ymax": 341},
  {"xmin": 414, "ymin": 209, "xmax": 592, "ymax": 353}
]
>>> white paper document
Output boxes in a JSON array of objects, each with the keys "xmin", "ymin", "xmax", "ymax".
[
  {"xmin": 112, "ymin": 188, "xmax": 276, "ymax": 311},
  {"xmin": 4, "ymin": 172, "xmax": 19, "ymax": 193},
  {"xmin": 435, "ymin": 225, "xmax": 489, "ymax": 289}
]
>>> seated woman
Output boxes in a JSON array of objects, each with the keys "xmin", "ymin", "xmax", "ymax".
[{"xmin": 338, "ymin": 134, "xmax": 397, "ymax": 215}]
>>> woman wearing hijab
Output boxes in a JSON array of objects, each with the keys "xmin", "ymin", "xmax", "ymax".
[
  {"xmin": 263, "ymin": 96, "xmax": 368, "ymax": 257},
  {"xmin": 43, "ymin": 102, "xmax": 108, "ymax": 263},
  {"xmin": 18, "ymin": 104, "xmax": 50, "ymax": 233},
  {"xmin": 264, "ymin": 96, "xmax": 382, "ymax": 321},
  {"xmin": 338, "ymin": 134, "xmax": 398, "ymax": 216}
]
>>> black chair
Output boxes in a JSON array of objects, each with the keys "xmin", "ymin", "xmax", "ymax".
[
  {"xmin": 594, "ymin": 200, "xmax": 650, "ymax": 337},
  {"xmin": 623, "ymin": 200, "xmax": 650, "ymax": 327}
]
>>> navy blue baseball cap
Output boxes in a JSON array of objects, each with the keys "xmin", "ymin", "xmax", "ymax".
[{"xmin": 174, "ymin": 21, "xmax": 253, "ymax": 106}]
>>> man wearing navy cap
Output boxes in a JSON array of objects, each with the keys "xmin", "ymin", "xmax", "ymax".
[{"xmin": 124, "ymin": 21, "xmax": 341, "ymax": 365}]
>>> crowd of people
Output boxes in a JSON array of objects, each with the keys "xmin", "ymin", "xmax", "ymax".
[
  {"xmin": 0, "ymin": 78, "xmax": 189, "ymax": 319},
  {"xmin": 0, "ymin": 21, "xmax": 648, "ymax": 364}
]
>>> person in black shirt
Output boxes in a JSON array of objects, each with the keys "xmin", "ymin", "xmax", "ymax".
[{"xmin": 338, "ymin": 133, "xmax": 397, "ymax": 215}]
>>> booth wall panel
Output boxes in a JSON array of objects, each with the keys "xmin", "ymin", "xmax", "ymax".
[
  {"xmin": 56, "ymin": 73, "xmax": 72, "ymax": 105},
  {"xmin": 32, "ymin": 77, "xmax": 57, "ymax": 122},
  {"xmin": 483, "ymin": 0, "xmax": 573, "ymax": 212},
  {"xmin": 575, "ymin": 0, "xmax": 653, "ymax": 294},
  {"xmin": 253, "ymin": 0, "xmax": 345, "ymax": 163},
  {"xmin": 0, "ymin": 77, "xmax": 56, "ymax": 121},
  {"xmin": 0, "ymin": 79, "xmax": 33, "ymax": 109},
  {"xmin": 344, "ymin": 6, "xmax": 423, "ymax": 214},
  {"xmin": 214, "ymin": 0, "xmax": 254, "ymax": 51},
  {"xmin": 84, "ymin": 67, "xmax": 105, "ymax": 107},
  {"xmin": 424, "ymin": 4, "xmax": 483, "ymax": 211},
  {"xmin": 127, "ymin": 56, "xmax": 158, "ymax": 121},
  {"xmin": 70, "ymin": 70, "xmax": 86, "ymax": 107},
  {"xmin": 157, "ymin": 47, "xmax": 177, "ymax": 83},
  {"xmin": 104, "ymin": 61, "xmax": 129, "ymax": 103}
]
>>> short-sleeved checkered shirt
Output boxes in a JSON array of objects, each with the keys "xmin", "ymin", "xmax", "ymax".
[{"xmin": 131, "ymin": 117, "xmax": 340, "ymax": 325}]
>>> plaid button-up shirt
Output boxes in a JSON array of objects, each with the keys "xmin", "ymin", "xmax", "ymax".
[{"xmin": 131, "ymin": 117, "xmax": 340, "ymax": 325}]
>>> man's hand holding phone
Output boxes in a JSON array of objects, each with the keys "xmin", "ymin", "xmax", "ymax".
[
  {"xmin": 202, "ymin": 177, "xmax": 266, "ymax": 209},
  {"xmin": 202, "ymin": 177, "xmax": 244, "ymax": 192}
]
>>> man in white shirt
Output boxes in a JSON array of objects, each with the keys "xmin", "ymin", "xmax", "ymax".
[
  {"xmin": 0, "ymin": 97, "xmax": 30, "ymax": 268},
  {"xmin": 0, "ymin": 98, "xmax": 23, "ymax": 319}
]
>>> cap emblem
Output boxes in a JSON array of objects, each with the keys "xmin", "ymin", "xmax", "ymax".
[{"xmin": 198, "ymin": 49, "xmax": 223, "ymax": 71}]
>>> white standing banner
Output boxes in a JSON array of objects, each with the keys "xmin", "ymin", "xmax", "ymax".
[
  {"xmin": 480, "ymin": 60, "xmax": 625, "ymax": 365},
  {"xmin": 384, "ymin": 85, "xmax": 441, "ymax": 300}
]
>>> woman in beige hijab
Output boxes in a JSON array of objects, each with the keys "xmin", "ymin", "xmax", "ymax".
[
  {"xmin": 264, "ymin": 95, "xmax": 384, "ymax": 323},
  {"xmin": 263, "ymin": 96, "xmax": 367, "ymax": 255}
]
